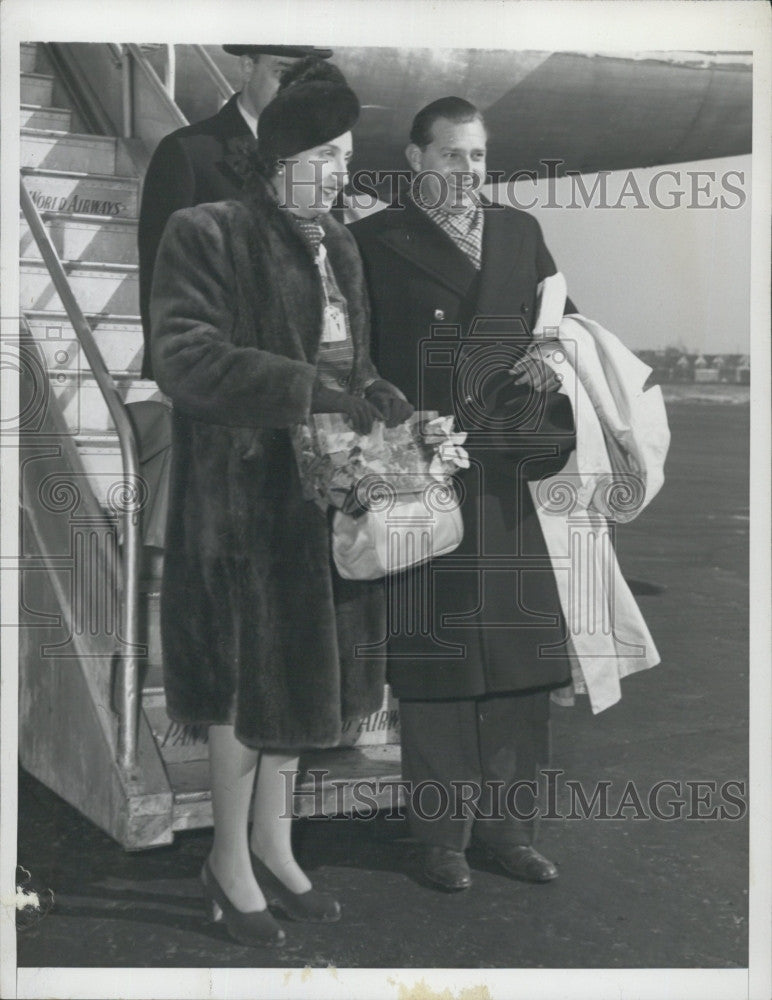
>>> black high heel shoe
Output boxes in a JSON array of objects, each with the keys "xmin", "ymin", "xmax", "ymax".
[
  {"xmin": 201, "ymin": 860, "xmax": 286, "ymax": 948},
  {"xmin": 250, "ymin": 851, "xmax": 341, "ymax": 923}
]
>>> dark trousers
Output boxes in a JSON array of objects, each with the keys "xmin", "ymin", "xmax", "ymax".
[{"xmin": 399, "ymin": 690, "xmax": 551, "ymax": 851}]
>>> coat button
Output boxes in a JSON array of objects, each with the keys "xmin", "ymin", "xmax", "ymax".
[
  {"xmin": 521, "ymin": 302, "xmax": 530, "ymax": 313},
  {"xmin": 434, "ymin": 309, "xmax": 445, "ymax": 321}
]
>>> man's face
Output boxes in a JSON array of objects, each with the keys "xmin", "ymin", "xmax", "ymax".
[
  {"xmin": 407, "ymin": 116, "xmax": 487, "ymax": 213},
  {"xmin": 241, "ymin": 54, "xmax": 298, "ymax": 115}
]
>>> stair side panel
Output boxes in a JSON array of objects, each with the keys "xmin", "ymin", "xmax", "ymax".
[{"xmin": 19, "ymin": 546, "xmax": 174, "ymax": 850}]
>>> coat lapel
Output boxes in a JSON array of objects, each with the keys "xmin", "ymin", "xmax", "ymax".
[
  {"xmin": 474, "ymin": 202, "xmax": 527, "ymax": 317},
  {"xmin": 214, "ymin": 96, "xmax": 257, "ymax": 187},
  {"xmin": 376, "ymin": 200, "xmax": 478, "ymax": 298}
]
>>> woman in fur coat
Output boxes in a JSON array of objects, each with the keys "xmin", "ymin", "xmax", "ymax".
[{"xmin": 149, "ymin": 59, "xmax": 413, "ymax": 947}]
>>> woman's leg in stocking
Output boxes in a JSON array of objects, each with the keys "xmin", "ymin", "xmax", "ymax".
[
  {"xmin": 249, "ymin": 752, "xmax": 312, "ymax": 893},
  {"xmin": 207, "ymin": 724, "xmax": 268, "ymax": 911}
]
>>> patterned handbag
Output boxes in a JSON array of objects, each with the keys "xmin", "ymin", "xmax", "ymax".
[{"xmin": 291, "ymin": 411, "xmax": 469, "ymax": 579}]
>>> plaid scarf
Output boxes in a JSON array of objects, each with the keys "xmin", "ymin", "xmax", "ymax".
[{"xmin": 413, "ymin": 193, "xmax": 484, "ymax": 270}]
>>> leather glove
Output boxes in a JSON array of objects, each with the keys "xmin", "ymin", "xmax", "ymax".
[
  {"xmin": 342, "ymin": 395, "xmax": 383, "ymax": 435},
  {"xmin": 364, "ymin": 380, "xmax": 415, "ymax": 428},
  {"xmin": 311, "ymin": 381, "xmax": 381, "ymax": 435},
  {"xmin": 507, "ymin": 355, "xmax": 563, "ymax": 395}
]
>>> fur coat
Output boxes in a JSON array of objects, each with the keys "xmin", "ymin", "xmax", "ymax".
[{"xmin": 149, "ymin": 187, "xmax": 386, "ymax": 749}]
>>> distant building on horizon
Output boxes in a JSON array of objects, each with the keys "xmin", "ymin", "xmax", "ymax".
[{"xmin": 634, "ymin": 349, "xmax": 750, "ymax": 384}]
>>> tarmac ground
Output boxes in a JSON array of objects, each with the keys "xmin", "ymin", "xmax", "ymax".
[{"xmin": 16, "ymin": 397, "xmax": 749, "ymax": 970}]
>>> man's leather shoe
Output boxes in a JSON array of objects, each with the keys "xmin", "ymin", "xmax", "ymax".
[
  {"xmin": 482, "ymin": 844, "xmax": 558, "ymax": 883},
  {"xmin": 423, "ymin": 846, "xmax": 472, "ymax": 891}
]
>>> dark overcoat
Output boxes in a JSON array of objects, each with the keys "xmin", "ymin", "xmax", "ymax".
[
  {"xmin": 138, "ymin": 95, "xmax": 255, "ymax": 378},
  {"xmin": 150, "ymin": 188, "xmax": 386, "ymax": 749},
  {"xmin": 350, "ymin": 199, "xmax": 576, "ymax": 701}
]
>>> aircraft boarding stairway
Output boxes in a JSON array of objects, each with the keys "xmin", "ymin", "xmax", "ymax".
[{"xmin": 18, "ymin": 41, "xmax": 400, "ymax": 850}]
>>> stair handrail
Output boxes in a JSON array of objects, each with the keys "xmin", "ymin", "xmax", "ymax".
[
  {"xmin": 20, "ymin": 180, "xmax": 142, "ymax": 779},
  {"xmin": 124, "ymin": 43, "xmax": 188, "ymax": 129},
  {"xmin": 191, "ymin": 45, "xmax": 235, "ymax": 104},
  {"xmin": 107, "ymin": 44, "xmax": 231, "ymax": 139}
]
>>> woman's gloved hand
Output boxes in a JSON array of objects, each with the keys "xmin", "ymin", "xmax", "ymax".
[
  {"xmin": 311, "ymin": 381, "xmax": 382, "ymax": 435},
  {"xmin": 364, "ymin": 380, "xmax": 415, "ymax": 428}
]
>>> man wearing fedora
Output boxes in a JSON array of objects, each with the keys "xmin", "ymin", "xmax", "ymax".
[{"xmin": 137, "ymin": 44, "xmax": 332, "ymax": 379}]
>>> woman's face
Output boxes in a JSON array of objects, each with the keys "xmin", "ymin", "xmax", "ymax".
[{"xmin": 274, "ymin": 131, "xmax": 353, "ymax": 217}]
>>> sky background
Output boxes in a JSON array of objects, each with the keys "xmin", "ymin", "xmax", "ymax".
[{"xmin": 501, "ymin": 154, "xmax": 752, "ymax": 354}]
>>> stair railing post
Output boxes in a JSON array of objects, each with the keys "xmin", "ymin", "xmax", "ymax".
[
  {"xmin": 164, "ymin": 44, "xmax": 176, "ymax": 102},
  {"xmin": 117, "ymin": 484, "xmax": 141, "ymax": 776},
  {"xmin": 124, "ymin": 44, "xmax": 187, "ymax": 129},
  {"xmin": 191, "ymin": 45, "xmax": 235, "ymax": 108},
  {"xmin": 120, "ymin": 44, "xmax": 132, "ymax": 138}
]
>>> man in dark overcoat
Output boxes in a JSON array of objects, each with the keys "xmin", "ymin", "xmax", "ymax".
[
  {"xmin": 350, "ymin": 97, "xmax": 578, "ymax": 891},
  {"xmin": 137, "ymin": 43, "xmax": 332, "ymax": 379}
]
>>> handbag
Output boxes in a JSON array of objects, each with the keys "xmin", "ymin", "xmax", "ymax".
[
  {"xmin": 332, "ymin": 474, "xmax": 464, "ymax": 580},
  {"xmin": 291, "ymin": 409, "xmax": 468, "ymax": 580}
]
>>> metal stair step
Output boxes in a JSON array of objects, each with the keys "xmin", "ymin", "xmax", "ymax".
[
  {"xmin": 168, "ymin": 744, "xmax": 403, "ymax": 831},
  {"xmin": 169, "ymin": 759, "xmax": 212, "ymax": 831},
  {"xmin": 142, "ymin": 661, "xmax": 164, "ymax": 692},
  {"xmin": 141, "ymin": 664, "xmax": 399, "ymax": 770},
  {"xmin": 21, "ymin": 104, "xmax": 73, "ymax": 131},
  {"xmin": 20, "ymin": 257, "xmax": 139, "ymax": 314},
  {"xmin": 74, "ymin": 439, "xmax": 130, "ymax": 509},
  {"xmin": 143, "ymin": 687, "xmax": 209, "ymax": 767},
  {"xmin": 21, "ymin": 72, "xmax": 54, "ymax": 106},
  {"xmin": 22, "ymin": 127, "xmax": 117, "ymax": 175},
  {"xmin": 49, "ymin": 373, "xmax": 159, "ymax": 434},
  {"xmin": 74, "ymin": 429, "xmax": 166, "ymax": 512},
  {"xmin": 24, "ymin": 311, "xmax": 144, "ymax": 374},
  {"xmin": 20, "ymin": 42, "xmax": 54, "ymax": 76},
  {"xmin": 22, "ymin": 166, "xmax": 139, "ymax": 218},
  {"xmin": 20, "ymin": 211, "xmax": 139, "ymax": 265}
]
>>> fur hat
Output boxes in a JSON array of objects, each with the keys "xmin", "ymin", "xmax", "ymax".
[
  {"xmin": 223, "ymin": 44, "xmax": 332, "ymax": 58},
  {"xmin": 257, "ymin": 58, "xmax": 359, "ymax": 168}
]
